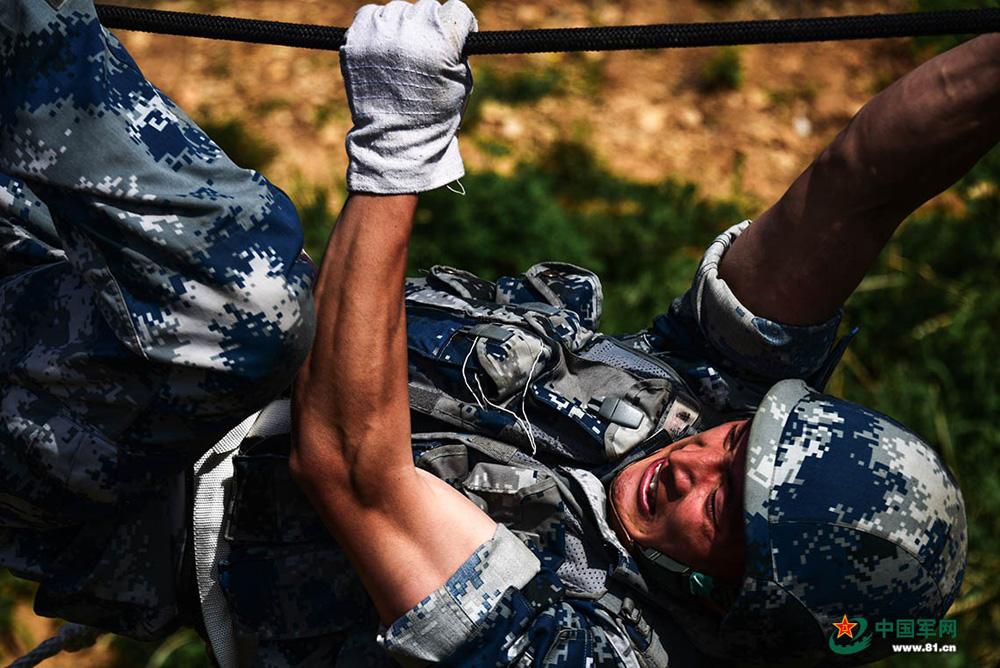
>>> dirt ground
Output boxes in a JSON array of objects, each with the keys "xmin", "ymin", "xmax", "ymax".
[
  {"xmin": 2, "ymin": 0, "xmax": 929, "ymax": 665},
  {"xmin": 110, "ymin": 0, "xmax": 920, "ymax": 208}
]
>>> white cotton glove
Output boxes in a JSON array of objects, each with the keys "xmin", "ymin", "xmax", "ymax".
[{"xmin": 340, "ymin": 0, "xmax": 477, "ymax": 194}]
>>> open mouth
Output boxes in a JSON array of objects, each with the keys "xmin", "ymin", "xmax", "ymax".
[{"xmin": 638, "ymin": 459, "xmax": 665, "ymax": 516}]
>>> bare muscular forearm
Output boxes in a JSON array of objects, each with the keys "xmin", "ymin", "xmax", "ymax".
[
  {"xmin": 289, "ymin": 194, "xmax": 496, "ymax": 623},
  {"xmin": 720, "ymin": 34, "xmax": 1000, "ymax": 325},
  {"xmin": 291, "ymin": 194, "xmax": 417, "ymax": 505},
  {"xmin": 286, "ymin": 0, "xmax": 498, "ymax": 626}
]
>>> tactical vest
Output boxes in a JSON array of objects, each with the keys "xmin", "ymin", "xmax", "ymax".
[
  {"xmin": 403, "ymin": 262, "xmax": 705, "ymax": 469},
  {"xmin": 215, "ymin": 263, "xmax": 718, "ymax": 665}
]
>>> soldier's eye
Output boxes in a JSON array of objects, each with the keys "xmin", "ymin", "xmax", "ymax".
[{"xmin": 727, "ymin": 420, "xmax": 749, "ymax": 452}]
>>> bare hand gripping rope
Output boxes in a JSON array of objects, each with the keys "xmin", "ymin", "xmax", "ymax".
[{"xmin": 95, "ymin": 5, "xmax": 1000, "ymax": 54}]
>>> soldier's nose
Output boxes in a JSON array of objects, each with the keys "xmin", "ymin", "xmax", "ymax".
[{"xmin": 668, "ymin": 447, "xmax": 724, "ymax": 494}]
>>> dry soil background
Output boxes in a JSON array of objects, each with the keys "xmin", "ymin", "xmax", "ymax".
[{"xmin": 112, "ymin": 0, "xmax": 920, "ymax": 207}]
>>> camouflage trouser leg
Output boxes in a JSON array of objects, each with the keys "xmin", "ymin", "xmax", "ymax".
[{"xmin": 0, "ymin": 0, "xmax": 315, "ymax": 636}]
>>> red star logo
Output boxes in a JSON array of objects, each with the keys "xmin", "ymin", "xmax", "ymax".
[{"xmin": 833, "ymin": 614, "xmax": 859, "ymax": 639}]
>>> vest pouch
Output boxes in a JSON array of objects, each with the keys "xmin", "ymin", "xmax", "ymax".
[
  {"xmin": 461, "ymin": 462, "xmax": 564, "ymax": 552},
  {"xmin": 425, "ymin": 265, "xmax": 497, "ymax": 300},
  {"xmin": 407, "ymin": 272, "xmax": 595, "ymax": 353},
  {"xmin": 468, "ymin": 324, "xmax": 552, "ymax": 403},
  {"xmin": 407, "ymin": 307, "xmax": 553, "ymax": 408},
  {"xmin": 523, "ymin": 354, "xmax": 657, "ymax": 460},
  {"xmin": 413, "ymin": 440, "xmax": 471, "ymax": 484},
  {"xmin": 419, "ymin": 262, "xmax": 603, "ymax": 334},
  {"xmin": 602, "ymin": 378, "xmax": 687, "ymax": 460},
  {"xmin": 498, "ymin": 262, "xmax": 604, "ymax": 332},
  {"xmin": 225, "ymin": 437, "xmax": 329, "ymax": 544},
  {"xmin": 218, "ymin": 542, "xmax": 375, "ymax": 641},
  {"xmin": 527, "ymin": 352, "xmax": 698, "ymax": 461}
]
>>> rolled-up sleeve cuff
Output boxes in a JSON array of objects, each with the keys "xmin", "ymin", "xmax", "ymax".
[
  {"xmin": 378, "ymin": 524, "xmax": 540, "ymax": 664},
  {"xmin": 686, "ymin": 220, "xmax": 842, "ymax": 380}
]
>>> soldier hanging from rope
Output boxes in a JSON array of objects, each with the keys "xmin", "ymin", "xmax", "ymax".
[{"xmin": 2, "ymin": 0, "xmax": 997, "ymax": 666}]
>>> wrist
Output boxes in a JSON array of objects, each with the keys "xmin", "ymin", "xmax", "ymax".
[{"xmin": 346, "ymin": 131, "xmax": 465, "ymax": 194}]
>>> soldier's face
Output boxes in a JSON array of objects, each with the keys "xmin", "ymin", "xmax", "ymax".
[{"xmin": 608, "ymin": 419, "xmax": 750, "ymax": 582}]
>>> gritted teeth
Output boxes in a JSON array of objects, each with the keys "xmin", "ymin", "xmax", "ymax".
[{"xmin": 647, "ymin": 462, "xmax": 663, "ymax": 513}]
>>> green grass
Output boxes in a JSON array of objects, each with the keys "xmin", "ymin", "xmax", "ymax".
[
  {"xmin": 196, "ymin": 116, "xmax": 279, "ymax": 173},
  {"xmin": 844, "ymin": 146, "xmax": 1000, "ymax": 667},
  {"xmin": 463, "ymin": 64, "xmax": 565, "ymax": 128},
  {"xmin": 699, "ymin": 47, "xmax": 743, "ymax": 93},
  {"xmin": 408, "ymin": 140, "xmax": 741, "ymax": 332},
  {"xmin": 98, "ymin": 629, "xmax": 211, "ymax": 668}
]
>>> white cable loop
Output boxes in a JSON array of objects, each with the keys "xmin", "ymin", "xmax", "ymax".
[{"xmin": 465, "ymin": 335, "xmax": 546, "ymax": 457}]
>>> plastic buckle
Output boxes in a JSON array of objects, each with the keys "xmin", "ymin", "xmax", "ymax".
[
  {"xmin": 470, "ymin": 323, "xmax": 514, "ymax": 343},
  {"xmin": 597, "ymin": 397, "xmax": 644, "ymax": 429}
]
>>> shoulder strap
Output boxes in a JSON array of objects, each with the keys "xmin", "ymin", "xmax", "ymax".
[
  {"xmin": 594, "ymin": 589, "xmax": 671, "ymax": 668},
  {"xmin": 191, "ymin": 408, "xmax": 265, "ymax": 668}
]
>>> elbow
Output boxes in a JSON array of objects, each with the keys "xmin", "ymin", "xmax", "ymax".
[
  {"xmin": 289, "ymin": 401, "xmax": 344, "ymax": 495},
  {"xmin": 288, "ymin": 426, "xmax": 361, "ymax": 510},
  {"xmin": 287, "ymin": 429, "xmax": 317, "ymax": 492},
  {"xmin": 289, "ymin": 392, "xmax": 341, "ymax": 494},
  {"xmin": 809, "ymin": 125, "xmax": 903, "ymax": 216},
  {"xmin": 288, "ymin": 439, "xmax": 397, "ymax": 512},
  {"xmin": 289, "ymin": 403, "xmax": 405, "ymax": 509},
  {"xmin": 288, "ymin": 427, "xmax": 327, "ymax": 499}
]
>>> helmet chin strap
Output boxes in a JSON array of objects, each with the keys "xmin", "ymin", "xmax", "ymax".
[
  {"xmin": 638, "ymin": 544, "xmax": 740, "ymax": 613},
  {"xmin": 605, "ymin": 483, "xmax": 637, "ymax": 552},
  {"xmin": 637, "ymin": 544, "xmax": 738, "ymax": 612}
]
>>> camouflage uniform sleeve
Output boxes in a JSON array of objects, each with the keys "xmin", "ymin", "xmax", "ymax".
[
  {"xmin": 380, "ymin": 526, "xmax": 638, "ymax": 666},
  {"xmin": 1, "ymin": 0, "xmax": 315, "ymax": 381},
  {"xmin": 0, "ymin": 0, "xmax": 314, "ymax": 635},
  {"xmin": 0, "ymin": 0, "xmax": 315, "ymax": 470},
  {"xmin": 669, "ymin": 220, "xmax": 841, "ymax": 381},
  {"xmin": 378, "ymin": 524, "xmax": 540, "ymax": 663}
]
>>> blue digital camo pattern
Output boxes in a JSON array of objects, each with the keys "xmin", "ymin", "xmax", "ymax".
[
  {"xmin": 0, "ymin": 0, "xmax": 314, "ymax": 638},
  {"xmin": 673, "ymin": 221, "xmax": 843, "ymax": 383},
  {"xmin": 380, "ymin": 525, "xmax": 541, "ymax": 662},
  {"xmin": 404, "ymin": 260, "xmax": 730, "ymax": 469},
  {"xmin": 640, "ymin": 221, "xmax": 846, "ymax": 414},
  {"xmin": 0, "ymin": 2, "xmax": 968, "ymax": 664},
  {"xmin": 219, "ymin": 234, "xmax": 883, "ymax": 666},
  {"xmin": 362, "ymin": 223, "xmax": 964, "ymax": 666},
  {"xmin": 712, "ymin": 379, "xmax": 967, "ymax": 664}
]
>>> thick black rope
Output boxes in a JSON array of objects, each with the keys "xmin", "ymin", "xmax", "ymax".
[
  {"xmin": 6, "ymin": 623, "xmax": 104, "ymax": 668},
  {"xmin": 94, "ymin": 5, "xmax": 1000, "ymax": 55}
]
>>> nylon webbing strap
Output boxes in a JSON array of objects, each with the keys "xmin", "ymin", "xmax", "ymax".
[
  {"xmin": 94, "ymin": 5, "xmax": 1000, "ymax": 55},
  {"xmin": 192, "ymin": 409, "xmax": 263, "ymax": 668}
]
